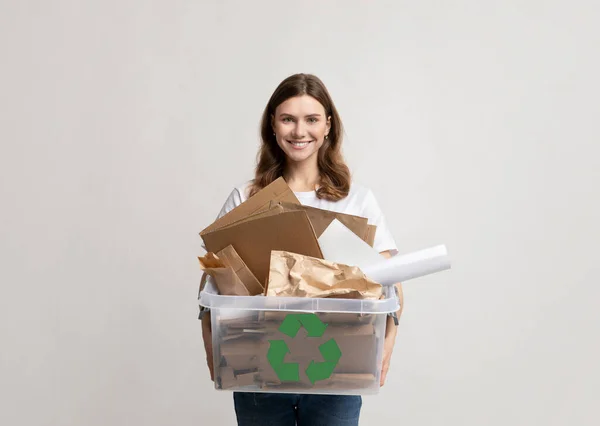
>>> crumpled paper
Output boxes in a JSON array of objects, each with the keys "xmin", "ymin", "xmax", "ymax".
[{"xmin": 266, "ymin": 251, "xmax": 382, "ymax": 300}]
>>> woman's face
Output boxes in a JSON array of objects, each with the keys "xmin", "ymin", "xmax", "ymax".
[{"xmin": 272, "ymin": 95, "xmax": 331, "ymax": 164}]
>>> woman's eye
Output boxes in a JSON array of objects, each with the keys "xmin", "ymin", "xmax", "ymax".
[
  {"xmin": 307, "ymin": 117, "xmax": 318, "ymax": 123},
  {"xmin": 282, "ymin": 117, "xmax": 293, "ymax": 123}
]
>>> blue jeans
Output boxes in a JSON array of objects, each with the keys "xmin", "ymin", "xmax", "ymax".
[{"xmin": 233, "ymin": 392, "xmax": 362, "ymax": 426}]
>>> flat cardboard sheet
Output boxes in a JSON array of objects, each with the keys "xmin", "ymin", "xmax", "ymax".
[
  {"xmin": 201, "ymin": 211, "xmax": 323, "ymax": 285},
  {"xmin": 270, "ymin": 201, "xmax": 371, "ymax": 244},
  {"xmin": 200, "ymin": 177, "xmax": 300, "ymax": 235},
  {"xmin": 213, "ymin": 204, "xmax": 286, "ymax": 231}
]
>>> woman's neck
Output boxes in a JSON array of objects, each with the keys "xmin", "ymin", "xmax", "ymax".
[{"xmin": 283, "ymin": 160, "xmax": 320, "ymax": 192}]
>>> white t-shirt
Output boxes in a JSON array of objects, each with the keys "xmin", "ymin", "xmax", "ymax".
[{"xmin": 216, "ymin": 180, "xmax": 398, "ymax": 255}]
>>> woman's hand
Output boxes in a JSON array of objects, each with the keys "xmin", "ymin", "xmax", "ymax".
[
  {"xmin": 381, "ymin": 316, "xmax": 398, "ymax": 386},
  {"xmin": 378, "ymin": 250, "xmax": 404, "ymax": 387},
  {"xmin": 201, "ymin": 314, "xmax": 214, "ymax": 381}
]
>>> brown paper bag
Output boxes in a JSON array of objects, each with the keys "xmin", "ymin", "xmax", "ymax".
[
  {"xmin": 267, "ymin": 251, "xmax": 383, "ymax": 300},
  {"xmin": 198, "ymin": 253, "xmax": 250, "ymax": 296},
  {"xmin": 217, "ymin": 245, "xmax": 264, "ymax": 295}
]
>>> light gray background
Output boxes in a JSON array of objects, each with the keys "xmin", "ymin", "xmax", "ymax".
[{"xmin": 1, "ymin": 1, "xmax": 598, "ymax": 425}]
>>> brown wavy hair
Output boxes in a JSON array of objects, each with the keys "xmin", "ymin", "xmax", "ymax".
[{"xmin": 248, "ymin": 73, "xmax": 351, "ymax": 201}]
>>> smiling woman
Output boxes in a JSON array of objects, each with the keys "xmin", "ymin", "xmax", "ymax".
[
  {"xmin": 251, "ymin": 73, "xmax": 351, "ymax": 200},
  {"xmin": 203, "ymin": 73, "xmax": 403, "ymax": 426}
]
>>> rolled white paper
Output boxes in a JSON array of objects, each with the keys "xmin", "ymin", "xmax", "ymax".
[{"xmin": 362, "ymin": 245, "xmax": 451, "ymax": 286}]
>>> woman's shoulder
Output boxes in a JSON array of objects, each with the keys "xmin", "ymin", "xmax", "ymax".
[
  {"xmin": 344, "ymin": 182, "xmax": 386, "ymax": 215},
  {"xmin": 216, "ymin": 179, "xmax": 253, "ymax": 219},
  {"xmin": 347, "ymin": 181, "xmax": 375, "ymax": 201},
  {"xmin": 223, "ymin": 179, "xmax": 254, "ymax": 203}
]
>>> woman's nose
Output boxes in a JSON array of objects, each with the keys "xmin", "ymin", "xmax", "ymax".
[{"xmin": 291, "ymin": 122, "xmax": 306, "ymax": 138}]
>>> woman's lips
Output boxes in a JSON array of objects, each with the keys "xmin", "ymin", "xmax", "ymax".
[{"xmin": 287, "ymin": 140, "xmax": 312, "ymax": 150}]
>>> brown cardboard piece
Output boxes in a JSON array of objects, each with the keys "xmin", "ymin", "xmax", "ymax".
[
  {"xmin": 220, "ymin": 339, "xmax": 268, "ymax": 356},
  {"xmin": 217, "ymin": 245, "xmax": 263, "ymax": 296},
  {"xmin": 217, "ymin": 367, "xmax": 236, "ymax": 389},
  {"xmin": 217, "ymin": 367, "xmax": 258, "ymax": 389},
  {"xmin": 212, "ymin": 203, "xmax": 286, "ymax": 231},
  {"xmin": 328, "ymin": 373, "xmax": 377, "ymax": 387},
  {"xmin": 257, "ymin": 364, "xmax": 282, "ymax": 385},
  {"xmin": 271, "ymin": 201, "xmax": 372, "ymax": 245},
  {"xmin": 365, "ymin": 225, "xmax": 377, "ymax": 247},
  {"xmin": 224, "ymin": 355, "xmax": 261, "ymax": 371},
  {"xmin": 201, "ymin": 211, "xmax": 323, "ymax": 285},
  {"xmin": 330, "ymin": 334, "xmax": 378, "ymax": 374},
  {"xmin": 200, "ymin": 177, "xmax": 300, "ymax": 235},
  {"xmin": 236, "ymin": 371, "xmax": 258, "ymax": 386},
  {"xmin": 323, "ymin": 324, "xmax": 376, "ymax": 336}
]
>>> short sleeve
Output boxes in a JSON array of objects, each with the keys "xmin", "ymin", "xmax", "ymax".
[
  {"xmin": 200, "ymin": 188, "xmax": 244, "ymax": 251},
  {"xmin": 216, "ymin": 188, "xmax": 244, "ymax": 220},
  {"xmin": 361, "ymin": 189, "xmax": 398, "ymax": 255}
]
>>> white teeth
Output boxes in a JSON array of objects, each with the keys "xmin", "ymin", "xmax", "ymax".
[{"xmin": 290, "ymin": 141, "xmax": 309, "ymax": 147}]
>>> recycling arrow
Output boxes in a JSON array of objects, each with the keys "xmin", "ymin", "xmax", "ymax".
[
  {"xmin": 305, "ymin": 360, "xmax": 337, "ymax": 384},
  {"xmin": 278, "ymin": 313, "xmax": 328, "ymax": 338},
  {"xmin": 267, "ymin": 313, "xmax": 342, "ymax": 384},
  {"xmin": 305, "ymin": 338, "xmax": 342, "ymax": 384},
  {"xmin": 267, "ymin": 340, "xmax": 299, "ymax": 382}
]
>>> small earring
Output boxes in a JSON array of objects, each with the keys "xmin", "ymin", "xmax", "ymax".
[{"xmin": 325, "ymin": 134, "xmax": 329, "ymax": 139}]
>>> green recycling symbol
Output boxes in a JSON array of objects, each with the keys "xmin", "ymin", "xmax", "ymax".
[{"xmin": 267, "ymin": 313, "xmax": 342, "ymax": 384}]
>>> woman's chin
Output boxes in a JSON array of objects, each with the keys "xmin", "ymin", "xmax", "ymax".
[{"xmin": 285, "ymin": 151, "xmax": 316, "ymax": 163}]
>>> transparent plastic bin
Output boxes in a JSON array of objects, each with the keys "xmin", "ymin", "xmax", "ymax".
[{"xmin": 199, "ymin": 277, "xmax": 400, "ymax": 395}]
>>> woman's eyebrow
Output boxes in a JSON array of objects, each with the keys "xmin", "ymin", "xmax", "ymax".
[{"xmin": 279, "ymin": 113, "xmax": 323, "ymax": 118}]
